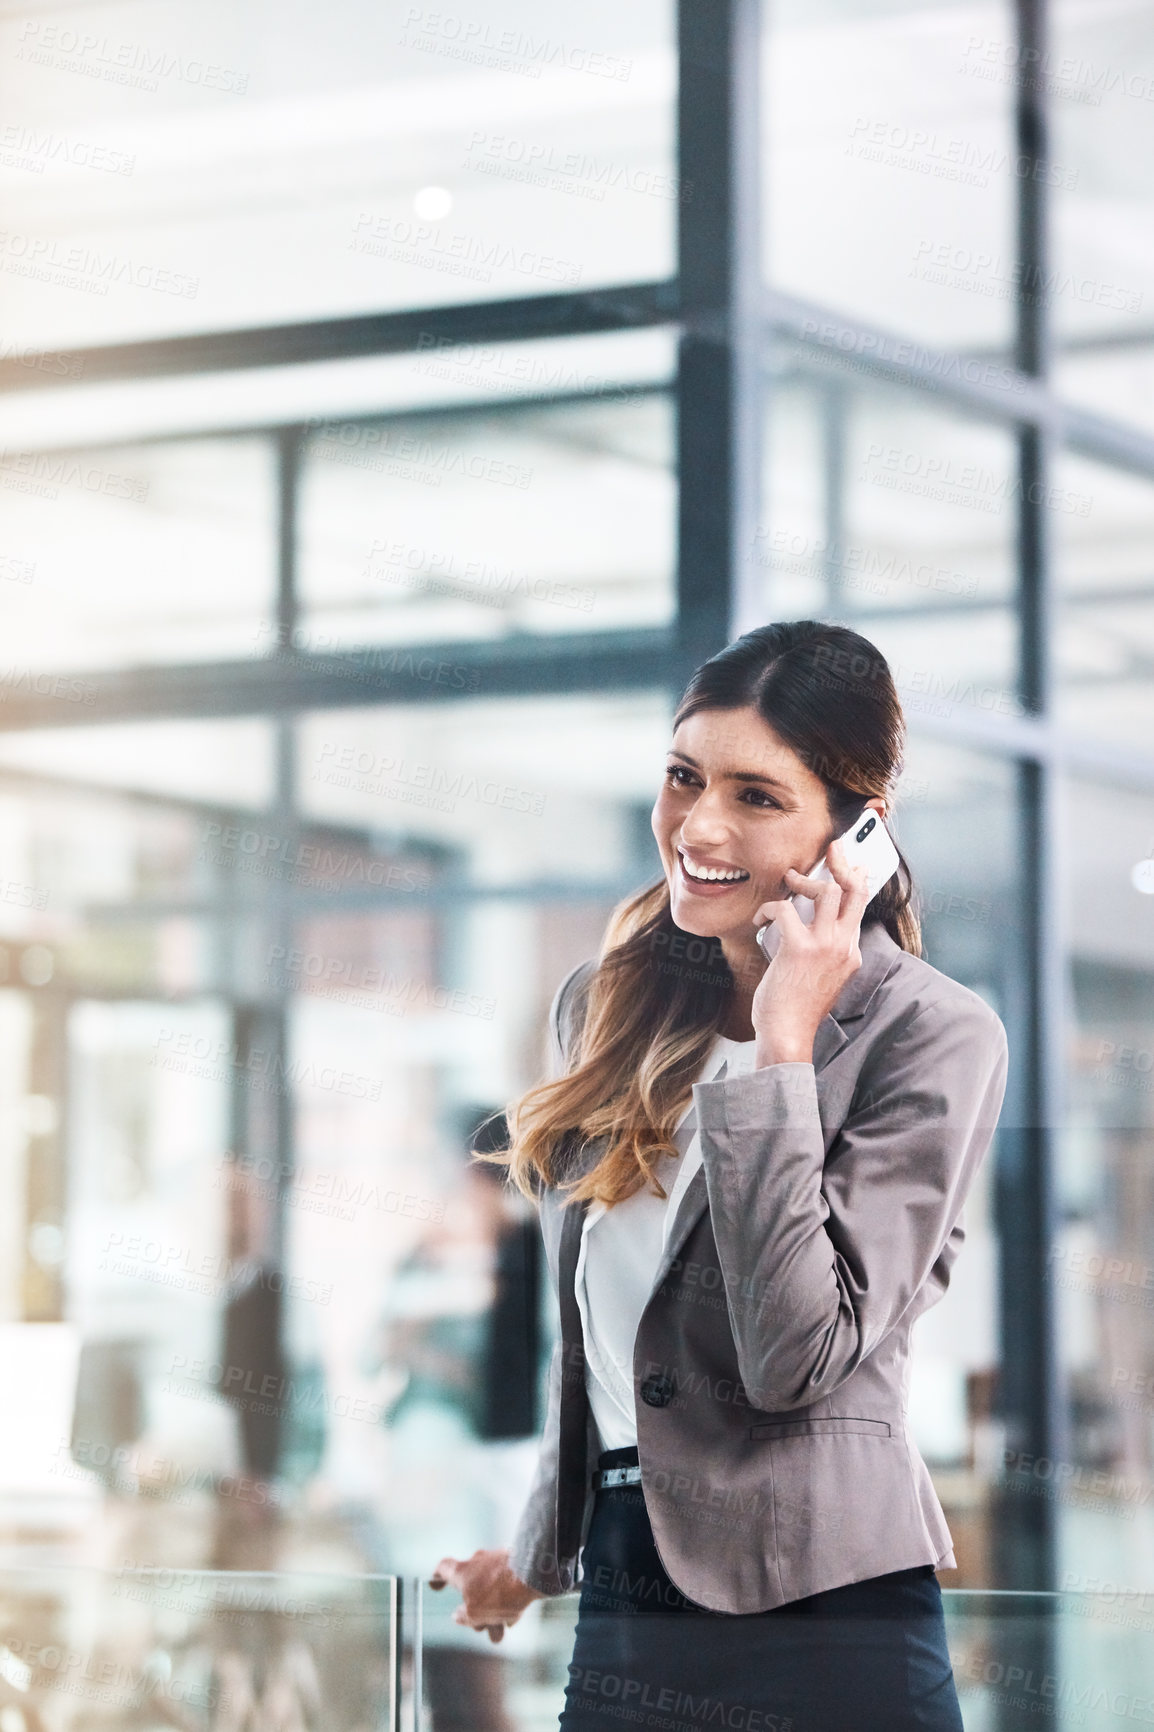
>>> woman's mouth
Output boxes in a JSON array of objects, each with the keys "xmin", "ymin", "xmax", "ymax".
[{"xmin": 676, "ymin": 850, "xmax": 751, "ymax": 894}]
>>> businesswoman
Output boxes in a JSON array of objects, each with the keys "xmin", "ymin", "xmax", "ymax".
[{"xmin": 432, "ymin": 620, "xmax": 1009, "ymax": 1732}]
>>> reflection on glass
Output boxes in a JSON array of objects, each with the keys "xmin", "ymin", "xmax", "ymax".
[
  {"xmin": 298, "ymin": 396, "xmax": 675, "ymax": 645},
  {"xmin": 1054, "ymin": 454, "xmax": 1154, "ymax": 748},
  {"xmin": 65, "ymin": 1000, "xmax": 237, "ymax": 1505},
  {"xmin": 0, "ymin": 719, "xmax": 276, "ymax": 810},
  {"xmin": 295, "ymin": 692, "xmax": 670, "ymax": 885},
  {"xmin": 1051, "ymin": 0, "xmax": 1154, "ymax": 355},
  {"xmin": 762, "ymin": 373, "xmax": 1020, "ymax": 718},
  {"xmin": 891, "ymin": 737, "xmax": 1015, "ymax": 1585},
  {"xmin": 0, "ymin": 0, "xmax": 673, "ymax": 349},
  {"xmin": 1058, "ymin": 776, "xmax": 1154, "ymax": 1595},
  {"xmin": 0, "ymin": 438, "xmax": 275, "ymax": 671},
  {"xmin": 1055, "ymin": 344, "xmax": 1154, "ymax": 438},
  {"xmin": 417, "ymin": 1578, "xmax": 1154, "ymax": 1732},
  {"xmin": 0, "ymin": 991, "xmax": 34, "ymax": 1322},
  {"xmin": 287, "ymin": 693, "xmax": 667, "ymax": 1567},
  {"xmin": 766, "ymin": 0, "xmax": 1014, "ymax": 349},
  {"xmin": 0, "ymin": 1567, "xmax": 396, "ymax": 1729}
]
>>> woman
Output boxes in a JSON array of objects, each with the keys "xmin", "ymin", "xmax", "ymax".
[{"xmin": 432, "ymin": 621, "xmax": 1009, "ymax": 1732}]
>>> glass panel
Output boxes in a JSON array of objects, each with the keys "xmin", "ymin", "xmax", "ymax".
[
  {"xmin": 1053, "ymin": 454, "xmax": 1154, "ymax": 749},
  {"xmin": 420, "ymin": 1573, "xmax": 577, "ymax": 1729},
  {"xmin": 0, "ymin": 767, "xmax": 449, "ymax": 1008},
  {"xmin": 762, "ymin": 370, "xmax": 1021, "ymax": 720},
  {"xmin": 0, "ymin": 992, "xmax": 34, "ymax": 1324},
  {"xmin": 0, "ymin": 0, "xmax": 674, "ymax": 350},
  {"xmin": 1050, "ymin": 0, "xmax": 1154, "ymax": 415},
  {"xmin": 0, "ymin": 1568, "xmax": 396, "ymax": 1727},
  {"xmin": 296, "ymin": 692, "xmax": 669, "ymax": 882},
  {"xmin": 766, "ymin": 0, "xmax": 1016, "ymax": 350},
  {"xmin": 0, "ymin": 325, "xmax": 678, "ymax": 452},
  {"xmin": 1057, "ymin": 776, "xmax": 1154, "ymax": 1599},
  {"xmin": 298, "ymin": 394, "xmax": 675, "ymax": 643},
  {"xmin": 417, "ymin": 1580, "xmax": 1154, "ymax": 1731},
  {"xmin": 287, "ymin": 692, "xmax": 668, "ymax": 1573},
  {"xmin": 0, "ymin": 780, "xmax": 214, "ymax": 1011},
  {"xmin": 1055, "ymin": 345, "xmax": 1154, "ymax": 439},
  {"xmin": 892, "ymin": 739, "xmax": 1016, "ymax": 1584},
  {"xmin": 65, "ymin": 998, "xmax": 234, "ymax": 1496},
  {"xmin": 0, "ymin": 695, "xmax": 670, "ymax": 1580},
  {"xmin": 0, "ymin": 719, "xmax": 276, "ymax": 808},
  {"xmin": 0, "ymin": 436, "xmax": 276, "ymax": 671}
]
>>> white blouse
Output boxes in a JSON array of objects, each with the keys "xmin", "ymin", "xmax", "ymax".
[{"xmin": 574, "ymin": 1032, "xmax": 760, "ymax": 1452}]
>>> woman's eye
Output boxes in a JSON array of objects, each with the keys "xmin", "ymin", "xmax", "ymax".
[
  {"xmin": 741, "ymin": 789, "xmax": 780, "ymax": 809},
  {"xmin": 665, "ymin": 765, "xmax": 695, "ymax": 786}
]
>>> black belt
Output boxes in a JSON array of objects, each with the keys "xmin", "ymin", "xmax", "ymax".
[{"xmin": 592, "ymin": 1463, "xmax": 643, "ymax": 1490}]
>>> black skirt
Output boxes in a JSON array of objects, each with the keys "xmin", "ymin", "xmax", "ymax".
[{"xmin": 559, "ymin": 1447, "xmax": 964, "ymax": 1732}]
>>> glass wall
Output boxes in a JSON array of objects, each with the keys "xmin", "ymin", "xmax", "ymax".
[
  {"xmin": 0, "ymin": 0, "xmax": 675, "ymax": 348},
  {"xmin": 766, "ymin": 0, "xmax": 1016, "ymax": 350},
  {"xmin": 1056, "ymin": 775, "xmax": 1154, "ymax": 1588},
  {"xmin": 297, "ymin": 394, "xmax": 675, "ymax": 644},
  {"xmin": 762, "ymin": 364, "xmax": 1022, "ymax": 719}
]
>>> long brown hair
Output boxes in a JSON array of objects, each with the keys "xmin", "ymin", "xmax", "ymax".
[{"xmin": 500, "ymin": 622, "xmax": 921, "ymax": 1207}]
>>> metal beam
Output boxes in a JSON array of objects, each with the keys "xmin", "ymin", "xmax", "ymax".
[
  {"xmin": 81, "ymin": 875, "xmax": 648, "ymax": 924},
  {"xmin": 0, "ymin": 629, "xmax": 676, "ymax": 730},
  {"xmin": 0, "ymin": 282, "xmax": 679, "ymax": 395},
  {"xmin": 274, "ymin": 428, "xmax": 302, "ymax": 651},
  {"xmin": 993, "ymin": 0, "xmax": 1063, "ymax": 1627},
  {"xmin": 767, "ymin": 290, "xmax": 1154, "ymax": 483},
  {"xmin": 9, "ymin": 278, "xmax": 1154, "ymax": 491},
  {"xmin": 765, "ymin": 287, "xmax": 1052, "ymax": 426},
  {"xmin": 676, "ymin": 0, "xmax": 764, "ymax": 680},
  {"xmin": 833, "ymin": 583, "xmax": 1154, "ymax": 621},
  {"xmin": 2, "ymin": 629, "xmax": 1152, "ymax": 794}
]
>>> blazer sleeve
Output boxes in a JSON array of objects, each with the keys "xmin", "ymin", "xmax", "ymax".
[
  {"xmin": 692, "ymin": 991, "xmax": 1009, "ymax": 1412},
  {"xmin": 505, "ymin": 960, "xmax": 596, "ymax": 1595}
]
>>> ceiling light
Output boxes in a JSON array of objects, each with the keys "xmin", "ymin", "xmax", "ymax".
[{"xmin": 413, "ymin": 185, "xmax": 453, "ymax": 220}]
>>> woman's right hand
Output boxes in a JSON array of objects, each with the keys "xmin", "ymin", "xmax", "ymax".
[
  {"xmin": 428, "ymin": 1548, "xmax": 544, "ymax": 1643},
  {"xmin": 750, "ymin": 839, "xmax": 871, "ymax": 1066}
]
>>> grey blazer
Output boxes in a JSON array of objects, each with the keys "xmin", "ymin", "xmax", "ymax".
[{"xmin": 507, "ymin": 917, "xmax": 1009, "ymax": 1614}]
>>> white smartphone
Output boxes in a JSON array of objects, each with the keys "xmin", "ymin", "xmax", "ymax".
[{"xmin": 757, "ymin": 808, "xmax": 900, "ymax": 951}]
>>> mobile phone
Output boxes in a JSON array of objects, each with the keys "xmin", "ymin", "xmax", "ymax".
[{"xmin": 757, "ymin": 808, "xmax": 900, "ymax": 950}]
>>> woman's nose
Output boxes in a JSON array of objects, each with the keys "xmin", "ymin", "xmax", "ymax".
[{"xmin": 678, "ymin": 795, "xmax": 731, "ymax": 848}]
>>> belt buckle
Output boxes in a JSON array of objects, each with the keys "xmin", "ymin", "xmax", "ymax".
[{"xmin": 594, "ymin": 1464, "xmax": 642, "ymax": 1490}]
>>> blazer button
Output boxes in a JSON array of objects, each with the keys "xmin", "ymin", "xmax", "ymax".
[{"xmin": 640, "ymin": 1374, "xmax": 673, "ymax": 1408}]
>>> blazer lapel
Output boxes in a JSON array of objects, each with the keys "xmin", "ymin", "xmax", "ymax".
[
  {"xmin": 557, "ymin": 1188, "xmax": 589, "ymax": 1344},
  {"xmin": 656, "ymin": 1162, "xmax": 708, "ymax": 1287},
  {"xmin": 554, "ymin": 1184, "xmax": 592, "ymax": 1557},
  {"xmin": 554, "ymin": 923, "xmax": 905, "ymax": 1341},
  {"xmin": 811, "ymin": 1014, "xmax": 850, "ymax": 1071},
  {"xmin": 646, "ymin": 921, "xmax": 904, "ymax": 1290}
]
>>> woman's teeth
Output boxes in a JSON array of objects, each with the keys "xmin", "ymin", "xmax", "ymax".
[{"xmin": 681, "ymin": 857, "xmax": 749, "ymax": 883}]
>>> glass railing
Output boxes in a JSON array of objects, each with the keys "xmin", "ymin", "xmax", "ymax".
[
  {"xmin": 0, "ymin": 1567, "xmax": 400, "ymax": 1730},
  {"xmin": 0, "ymin": 1570, "xmax": 1149, "ymax": 1731},
  {"xmin": 420, "ymin": 1582, "xmax": 1154, "ymax": 1732}
]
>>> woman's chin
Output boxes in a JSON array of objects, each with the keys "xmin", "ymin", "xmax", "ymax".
[{"xmin": 669, "ymin": 899, "xmax": 743, "ymax": 941}]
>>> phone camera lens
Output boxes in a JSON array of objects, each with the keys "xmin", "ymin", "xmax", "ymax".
[{"xmin": 856, "ymin": 817, "xmax": 876, "ymax": 843}]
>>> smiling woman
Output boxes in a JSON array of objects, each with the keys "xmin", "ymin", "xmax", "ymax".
[
  {"xmin": 501, "ymin": 618, "xmax": 921, "ymax": 1209},
  {"xmin": 432, "ymin": 619, "xmax": 1010, "ymax": 1732}
]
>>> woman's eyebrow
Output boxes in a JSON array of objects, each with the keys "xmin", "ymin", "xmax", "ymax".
[
  {"xmin": 730, "ymin": 770, "xmax": 792, "ymax": 789},
  {"xmin": 667, "ymin": 750, "xmax": 792, "ymax": 791}
]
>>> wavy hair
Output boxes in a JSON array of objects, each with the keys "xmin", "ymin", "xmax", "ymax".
[{"xmin": 497, "ymin": 621, "xmax": 921, "ymax": 1208}]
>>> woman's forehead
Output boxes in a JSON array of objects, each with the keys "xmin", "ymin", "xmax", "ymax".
[{"xmin": 669, "ymin": 708, "xmax": 817, "ymax": 788}]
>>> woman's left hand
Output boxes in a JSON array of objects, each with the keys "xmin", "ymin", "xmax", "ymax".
[{"xmin": 750, "ymin": 840, "xmax": 872, "ymax": 1067}]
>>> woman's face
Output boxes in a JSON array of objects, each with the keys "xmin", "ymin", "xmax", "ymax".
[{"xmin": 651, "ymin": 705, "xmax": 882, "ymax": 946}]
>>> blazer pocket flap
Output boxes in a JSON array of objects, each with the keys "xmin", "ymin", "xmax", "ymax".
[{"xmin": 749, "ymin": 1416, "xmax": 892, "ymax": 1441}]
